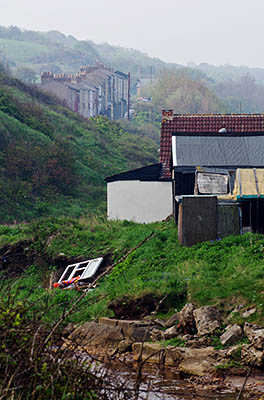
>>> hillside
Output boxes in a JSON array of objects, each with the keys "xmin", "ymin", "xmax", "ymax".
[
  {"xmin": 190, "ymin": 62, "xmax": 264, "ymax": 85},
  {"xmin": 0, "ymin": 65, "xmax": 158, "ymax": 223},
  {"xmin": 2, "ymin": 26, "xmax": 264, "ymax": 89},
  {"xmin": 0, "ymin": 25, "xmax": 180, "ymax": 81},
  {"xmin": 2, "ymin": 26, "xmax": 264, "ymax": 115}
]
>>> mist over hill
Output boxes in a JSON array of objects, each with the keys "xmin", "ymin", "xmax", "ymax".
[
  {"xmin": 1, "ymin": 25, "xmax": 264, "ymax": 115},
  {"xmin": 1, "ymin": 25, "xmax": 264, "ymax": 86},
  {"xmin": 189, "ymin": 62, "xmax": 264, "ymax": 86},
  {"xmin": 0, "ymin": 25, "xmax": 180, "ymax": 80}
]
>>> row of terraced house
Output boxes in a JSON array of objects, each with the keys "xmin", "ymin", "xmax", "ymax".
[{"xmin": 40, "ymin": 63, "xmax": 130, "ymax": 120}]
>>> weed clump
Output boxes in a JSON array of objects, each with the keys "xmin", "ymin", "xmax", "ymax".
[{"xmin": 0, "ymin": 288, "xmax": 100, "ymax": 399}]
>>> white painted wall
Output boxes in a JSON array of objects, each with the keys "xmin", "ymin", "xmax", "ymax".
[{"xmin": 107, "ymin": 180, "xmax": 172, "ymax": 223}]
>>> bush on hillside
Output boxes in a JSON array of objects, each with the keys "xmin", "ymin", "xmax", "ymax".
[{"xmin": 5, "ymin": 138, "xmax": 77, "ymax": 196}]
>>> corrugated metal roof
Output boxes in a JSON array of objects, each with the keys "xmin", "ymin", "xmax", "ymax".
[{"xmin": 173, "ymin": 135, "xmax": 264, "ymax": 167}]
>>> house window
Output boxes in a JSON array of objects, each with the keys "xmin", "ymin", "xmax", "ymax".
[{"xmin": 58, "ymin": 258, "xmax": 103, "ymax": 282}]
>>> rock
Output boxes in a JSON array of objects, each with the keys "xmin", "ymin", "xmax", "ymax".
[
  {"xmin": 163, "ymin": 325, "xmax": 178, "ymax": 340},
  {"xmin": 165, "ymin": 346, "xmax": 185, "ymax": 366},
  {"xmin": 188, "ymin": 336, "xmax": 209, "ymax": 348},
  {"xmin": 179, "ymin": 359, "xmax": 214, "ymax": 376},
  {"xmin": 164, "ymin": 312, "xmax": 180, "ymax": 328},
  {"xmin": 220, "ymin": 324, "xmax": 243, "ymax": 346},
  {"xmin": 131, "ymin": 327, "xmax": 150, "ymax": 342},
  {"xmin": 66, "ymin": 322, "xmax": 124, "ymax": 357},
  {"xmin": 182, "ymin": 334, "xmax": 193, "ymax": 341},
  {"xmin": 118, "ymin": 339, "xmax": 133, "ymax": 353},
  {"xmin": 244, "ymin": 322, "xmax": 264, "ymax": 350},
  {"xmin": 133, "ymin": 343, "xmax": 228, "ymax": 375},
  {"xmin": 178, "ymin": 347, "xmax": 224, "ymax": 376},
  {"xmin": 153, "ymin": 318, "xmax": 166, "ymax": 328},
  {"xmin": 241, "ymin": 344, "xmax": 264, "ymax": 367},
  {"xmin": 225, "ymin": 344, "xmax": 241, "ymax": 358},
  {"xmin": 193, "ymin": 306, "xmax": 222, "ymax": 336},
  {"xmin": 132, "ymin": 343, "xmax": 227, "ymax": 376},
  {"xmin": 143, "ymin": 315, "xmax": 153, "ymax": 323},
  {"xmin": 150, "ymin": 328, "xmax": 163, "ymax": 342},
  {"xmin": 242, "ymin": 308, "xmax": 256, "ymax": 318},
  {"xmin": 62, "ymin": 323, "xmax": 77, "ymax": 338},
  {"xmin": 98, "ymin": 318, "xmax": 151, "ymax": 342},
  {"xmin": 178, "ymin": 303, "xmax": 196, "ymax": 334},
  {"xmin": 132, "ymin": 342, "xmax": 165, "ymax": 364},
  {"xmin": 244, "ymin": 322, "xmax": 257, "ymax": 342},
  {"xmin": 99, "ymin": 317, "xmax": 118, "ymax": 327}
]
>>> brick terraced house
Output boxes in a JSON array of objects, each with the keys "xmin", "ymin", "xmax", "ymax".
[{"xmin": 41, "ymin": 63, "xmax": 129, "ymax": 120}]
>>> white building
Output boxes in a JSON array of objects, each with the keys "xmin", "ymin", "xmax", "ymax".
[{"xmin": 105, "ymin": 163, "xmax": 172, "ymax": 223}]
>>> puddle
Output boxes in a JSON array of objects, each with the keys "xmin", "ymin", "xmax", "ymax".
[{"xmin": 89, "ymin": 358, "xmax": 238, "ymax": 400}]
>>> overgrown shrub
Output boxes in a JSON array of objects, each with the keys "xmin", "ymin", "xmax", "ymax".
[
  {"xmin": 4, "ymin": 138, "xmax": 77, "ymax": 196},
  {"xmin": 0, "ymin": 283, "xmax": 143, "ymax": 399},
  {"xmin": 0, "ymin": 287, "xmax": 100, "ymax": 399}
]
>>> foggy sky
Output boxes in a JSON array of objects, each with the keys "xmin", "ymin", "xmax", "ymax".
[{"xmin": 1, "ymin": 0, "xmax": 264, "ymax": 67}]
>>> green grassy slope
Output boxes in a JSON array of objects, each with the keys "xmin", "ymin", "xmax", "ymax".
[
  {"xmin": 1, "ymin": 217, "xmax": 264, "ymax": 326},
  {"xmin": 0, "ymin": 69, "xmax": 158, "ymax": 223}
]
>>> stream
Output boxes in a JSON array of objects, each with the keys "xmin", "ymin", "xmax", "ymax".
[{"xmin": 90, "ymin": 358, "xmax": 238, "ymax": 400}]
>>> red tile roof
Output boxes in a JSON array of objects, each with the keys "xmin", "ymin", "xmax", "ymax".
[{"xmin": 160, "ymin": 110, "xmax": 264, "ymax": 179}]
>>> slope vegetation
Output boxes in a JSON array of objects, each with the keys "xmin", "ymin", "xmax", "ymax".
[
  {"xmin": 1, "ymin": 217, "xmax": 264, "ymax": 326},
  {"xmin": 0, "ymin": 67, "xmax": 158, "ymax": 223}
]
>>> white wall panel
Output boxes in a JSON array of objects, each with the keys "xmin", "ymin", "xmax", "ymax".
[{"xmin": 107, "ymin": 181, "xmax": 172, "ymax": 223}]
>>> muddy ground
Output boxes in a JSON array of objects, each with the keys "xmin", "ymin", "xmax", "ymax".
[{"xmin": 0, "ymin": 240, "xmax": 162, "ymax": 319}]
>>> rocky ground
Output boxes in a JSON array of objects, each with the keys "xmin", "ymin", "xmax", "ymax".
[
  {"xmin": 63, "ymin": 303, "xmax": 264, "ymax": 399},
  {"xmin": 2, "ymin": 240, "xmax": 264, "ymax": 398}
]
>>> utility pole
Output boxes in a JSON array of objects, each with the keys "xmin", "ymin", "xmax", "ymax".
[
  {"xmin": 149, "ymin": 66, "xmax": 152, "ymax": 85},
  {"xmin": 127, "ymin": 72, "xmax": 131, "ymax": 120}
]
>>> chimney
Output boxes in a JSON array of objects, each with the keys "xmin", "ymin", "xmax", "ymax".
[
  {"xmin": 162, "ymin": 110, "xmax": 174, "ymax": 121},
  {"xmin": 41, "ymin": 72, "xmax": 54, "ymax": 85}
]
